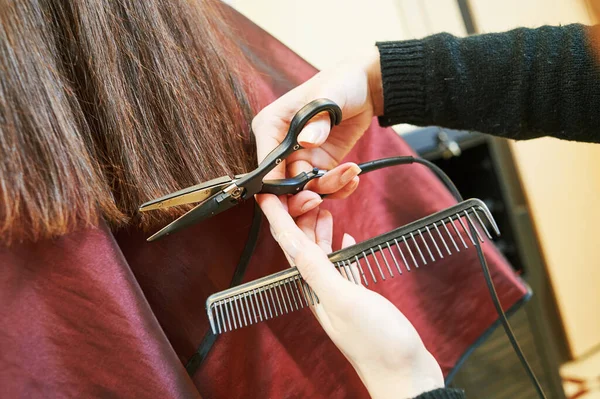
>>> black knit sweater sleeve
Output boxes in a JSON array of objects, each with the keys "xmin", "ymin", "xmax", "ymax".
[
  {"xmin": 414, "ymin": 388, "xmax": 466, "ymax": 398},
  {"xmin": 376, "ymin": 24, "xmax": 600, "ymax": 143}
]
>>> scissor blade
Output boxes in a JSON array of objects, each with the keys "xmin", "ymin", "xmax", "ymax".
[
  {"xmin": 146, "ymin": 193, "xmax": 237, "ymax": 241},
  {"xmin": 139, "ymin": 175, "xmax": 234, "ymax": 212}
]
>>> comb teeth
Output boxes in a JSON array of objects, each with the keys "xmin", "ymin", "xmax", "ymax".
[
  {"xmin": 206, "ymin": 198, "xmax": 499, "ymax": 335},
  {"xmin": 208, "ymin": 274, "xmax": 318, "ymax": 334}
]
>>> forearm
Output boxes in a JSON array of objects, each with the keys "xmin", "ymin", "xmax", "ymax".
[
  {"xmin": 413, "ymin": 388, "xmax": 466, "ymax": 399},
  {"xmin": 375, "ymin": 24, "xmax": 600, "ymax": 143}
]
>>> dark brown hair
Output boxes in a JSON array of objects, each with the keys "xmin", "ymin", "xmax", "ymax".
[{"xmin": 0, "ymin": 0, "xmax": 256, "ymax": 242}]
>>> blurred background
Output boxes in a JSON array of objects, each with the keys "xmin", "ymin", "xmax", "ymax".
[{"xmin": 227, "ymin": 1, "xmax": 600, "ymax": 398}]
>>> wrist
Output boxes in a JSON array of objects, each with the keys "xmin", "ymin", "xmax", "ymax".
[
  {"xmin": 365, "ymin": 46, "xmax": 384, "ymax": 116},
  {"xmin": 354, "ymin": 350, "xmax": 444, "ymax": 399}
]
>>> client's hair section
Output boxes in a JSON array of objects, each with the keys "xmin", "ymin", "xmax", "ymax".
[{"xmin": 0, "ymin": 0, "xmax": 256, "ymax": 242}]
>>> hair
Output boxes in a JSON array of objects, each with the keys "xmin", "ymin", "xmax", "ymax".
[{"xmin": 0, "ymin": 0, "xmax": 257, "ymax": 243}]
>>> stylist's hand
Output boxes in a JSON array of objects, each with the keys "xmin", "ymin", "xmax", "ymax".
[
  {"xmin": 257, "ymin": 194, "xmax": 444, "ymax": 399},
  {"xmin": 252, "ymin": 47, "xmax": 383, "ymax": 217}
]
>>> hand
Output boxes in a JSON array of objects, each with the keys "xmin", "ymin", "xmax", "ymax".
[
  {"xmin": 252, "ymin": 47, "xmax": 383, "ymax": 217},
  {"xmin": 257, "ymin": 194, "xmax": 444, "ymax": 399}
]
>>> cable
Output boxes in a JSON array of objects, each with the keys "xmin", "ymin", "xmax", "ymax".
[
  {"xmin": 411, "ymin": 158, "xmax": 462, "ymax": 200},
  {"xmin": 358, "ymin": 156, "xmax": 461, "ymax": 198},
  {"xmin": 471, "ymin": 231, "xmax": 546, "ymax": 398},
  {"xmin": 384, "ymin": 156, "xmax": 546, "ymax": 398}
]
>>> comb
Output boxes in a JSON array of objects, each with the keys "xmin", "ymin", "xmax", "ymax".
[{"xmin": 206, "ymin": 198, "xmax": 499, "ymax": 335}]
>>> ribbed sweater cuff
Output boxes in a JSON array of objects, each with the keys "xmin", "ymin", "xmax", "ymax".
[
  {"xmin": 413, "ymin": 388, "xmax": 466, "ymax": 399},
  {"xmin": 376, "ymin": 40, "xmax": 426, "ymax": 127}
]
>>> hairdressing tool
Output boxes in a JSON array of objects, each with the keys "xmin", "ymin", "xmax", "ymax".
[
  {"xmin": 139, "ymin": 98, "xmax": 454, "ymax": 242},
  {"xmin": 141, "ymin": 155, "xmax": 459, "ymax": 242},
  {"xmin": 142, "ymin": 100, "xmax": 546, "ymax": 398},
  {"xmin": 205, "ymin": 198, "xmax": 498, "ymax": 335},
  {"xmin": 139, "ymin": 98, "xmax": 342, "ymax": 241}
]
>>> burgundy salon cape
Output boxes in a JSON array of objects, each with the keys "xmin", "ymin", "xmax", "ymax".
[{"xmin": 0, "ymin": 7, "xmax": 528, "ymax": 398}]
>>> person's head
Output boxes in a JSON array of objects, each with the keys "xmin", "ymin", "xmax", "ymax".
[{"xmin": 0, "ymin": 0, "xmax": 256, "ymax": 243}]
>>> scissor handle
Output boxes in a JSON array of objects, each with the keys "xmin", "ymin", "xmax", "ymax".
[{"xmin": 236, "ymin": 98, "xmax": 342, "ymax": 199}]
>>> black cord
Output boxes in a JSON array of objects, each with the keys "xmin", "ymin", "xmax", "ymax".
[
  {"xmin": 189, "ymin": 155, "xmax": 546, "ymax": 395},
  {"xmin": 185, "ymin": 201, "xmax": 263, "ymax": 376},
  {"xmin": 396, "ymin": 156, "xmax": 547, "ymax": 399},
  {"xmin": 358, "ymin": 156, "xmax": 461, "ymax": 198},
  {"xmin": 471, "ymin": 232, "xmax": 546, "ymax": 398}
]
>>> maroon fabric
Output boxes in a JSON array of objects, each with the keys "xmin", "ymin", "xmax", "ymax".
[{"xmin": 0, "ymin": 7, "xmax": 528, "ymax": 398}]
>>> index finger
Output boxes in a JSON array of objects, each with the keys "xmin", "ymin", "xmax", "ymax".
[{"xmin": 257, "ymin": 194, "xmax": 342, "ymax": 296}]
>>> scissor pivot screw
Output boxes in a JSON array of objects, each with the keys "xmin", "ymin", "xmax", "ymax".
[
  {"xmin": 275, "ymin": 159, "xmax": 282, "ymax": 164},
  {"xmin": 224, "ymin": 183, "xmax": 244, "ymax": 199},
  {"xmin": 293, "ymin": 145, "xmax": 300, "ymax": 150}
]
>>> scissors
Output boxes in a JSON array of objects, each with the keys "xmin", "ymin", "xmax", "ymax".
[{"xmin": 139, "ymin": 99, "xmax": 343, "ymax": 241}]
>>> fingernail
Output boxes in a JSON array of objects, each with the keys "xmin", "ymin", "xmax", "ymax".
[
  {"xmin": 300, "ymin": 127, "xmax": 324, "ymax": 144},
  {"xmin": 301, "ymin": 198, "xmax": 322, "ymax": 213},
  {"xmin": 277, "ymin": 231, "xmax": 302, "ymax": 258},
  {"xmin": 341, "ymin": 165, "xmax": 361, "ymax": 185}
]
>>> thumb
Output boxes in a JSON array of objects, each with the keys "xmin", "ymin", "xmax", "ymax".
[{"xmin": 297, "ymin": 112, "xmax": 333, "ymax": 147}]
